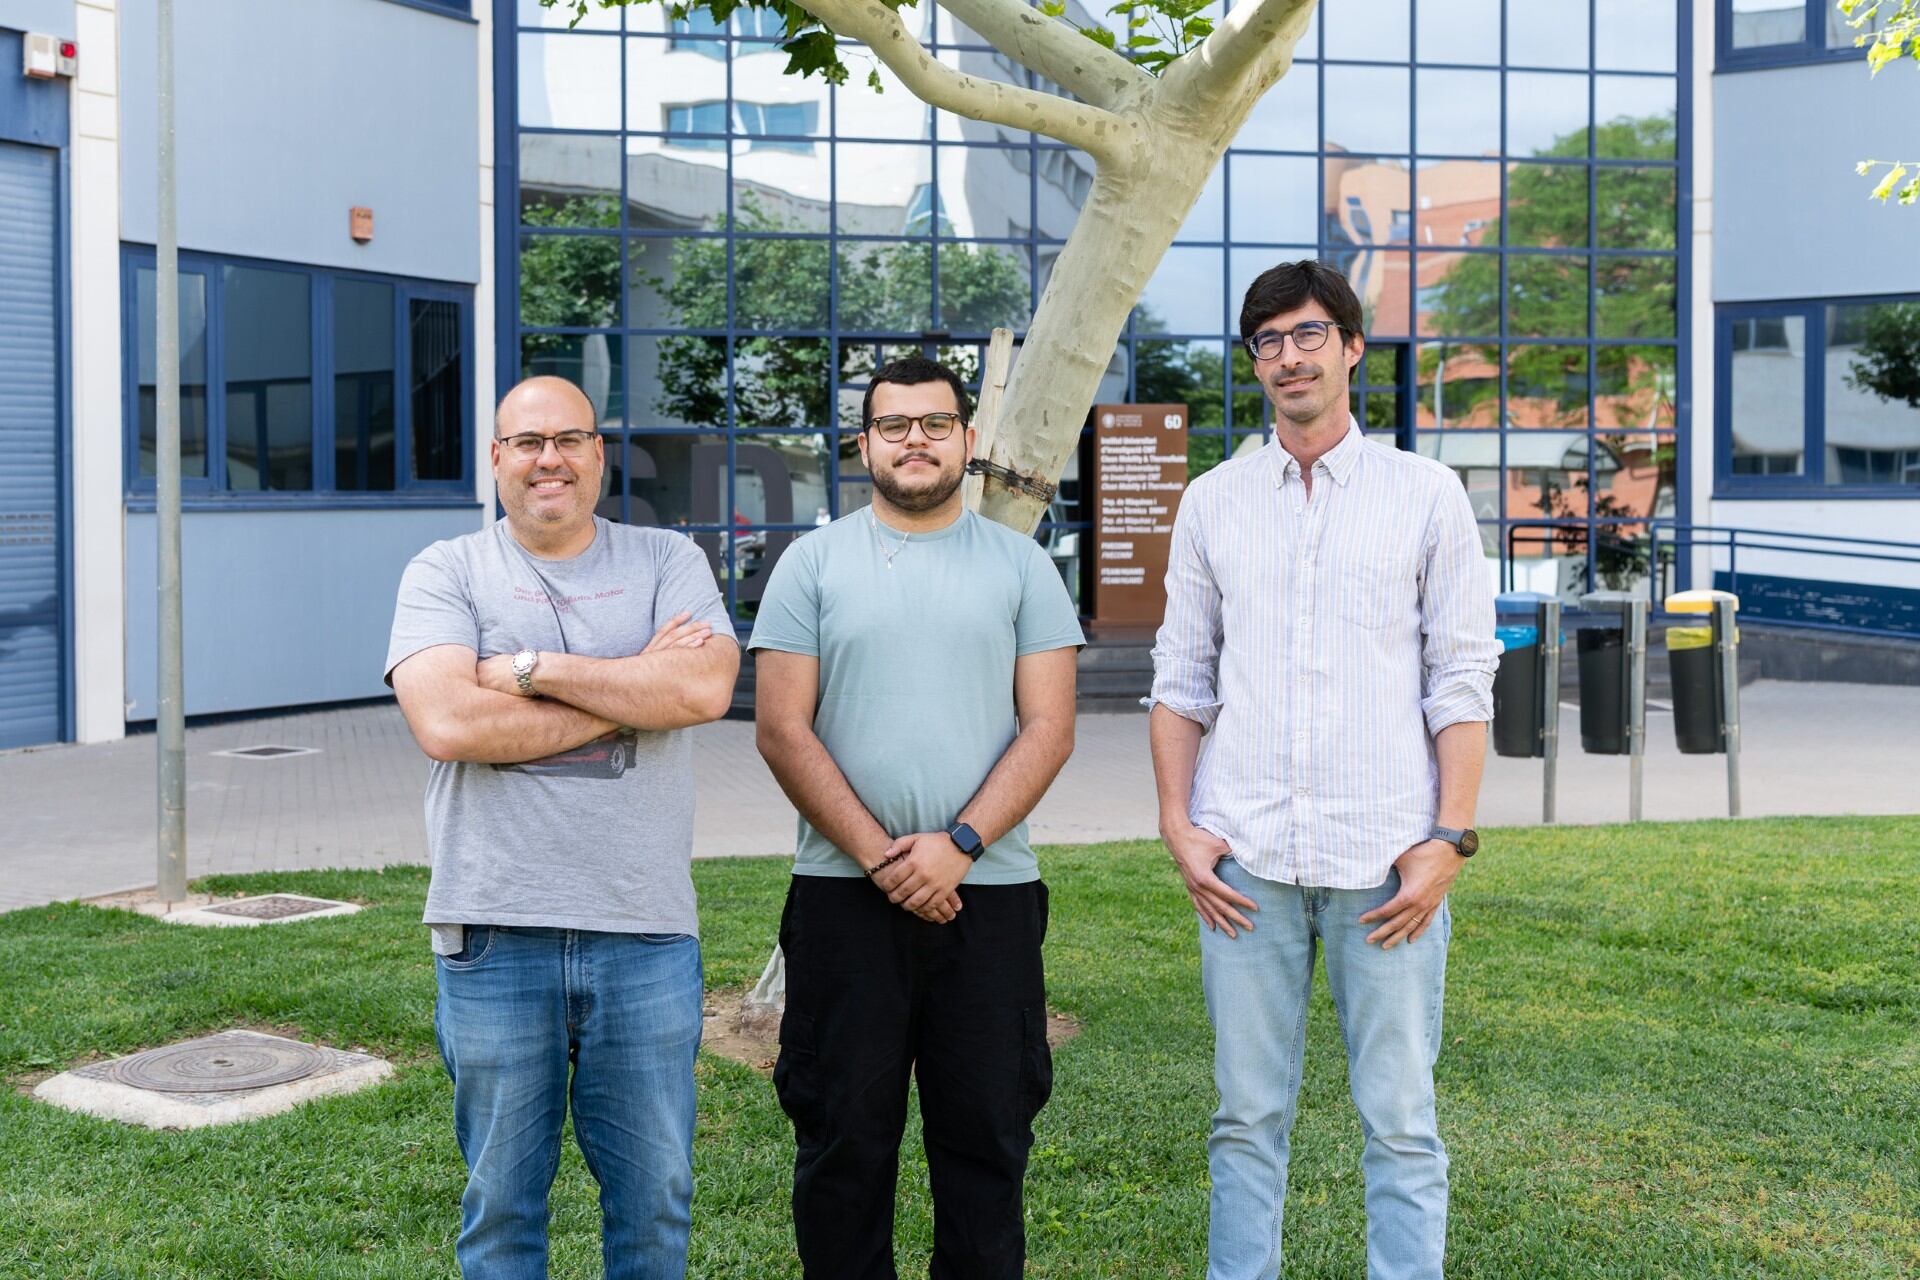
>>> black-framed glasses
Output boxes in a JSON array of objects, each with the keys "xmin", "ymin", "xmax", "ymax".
[
  {"xmin": 1244, "ymin": 322, "xmax": 1347, "ymax": 361},
  {"xmin": 867, "ymin": 412, "xmax": 964, "ymax": 442},
  {"xmin": 495, "ymin": 430, "xmax": 600, "ymax": 459}
]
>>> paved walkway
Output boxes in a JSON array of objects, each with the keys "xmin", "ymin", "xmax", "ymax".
[{"xmin": 5, "ymin": 682, "xmax": 1918, "ymax": 913}]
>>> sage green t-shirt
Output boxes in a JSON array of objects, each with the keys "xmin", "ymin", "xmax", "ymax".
[{"xmin": 747, "ymin": 509, "xmax": 1085, "ymax": 883}]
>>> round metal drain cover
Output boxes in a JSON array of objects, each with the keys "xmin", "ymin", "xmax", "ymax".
[{"xmin": 102, "ymin": 1036, "xmax": 333, "ymax": 1094}]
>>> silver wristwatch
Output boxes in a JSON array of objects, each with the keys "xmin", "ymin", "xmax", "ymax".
[{"xmin": 510, "ymin": 648, "xmax": 539, "ymax": 696}]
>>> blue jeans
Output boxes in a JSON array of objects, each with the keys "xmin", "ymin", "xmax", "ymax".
[
  {"xmin": 433, "ymin": 925, "xmax": 703, "ymax": 1280},
  {"xmin": 1201, "ymin": 859, "xmax": 1450, "ymax": 1280}
]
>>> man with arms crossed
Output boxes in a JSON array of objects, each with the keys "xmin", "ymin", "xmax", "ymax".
[
  {"xmin": 1149, "ymin": 261, "xmax": 1498, "ymax": 1280},
  {"xmin": 750, "ymin": 356, "xmax": 1083, "ymax": 1279},
  {"xmin": 386, "ymin": 376, "xmax": 738, "ymax": 1280}
]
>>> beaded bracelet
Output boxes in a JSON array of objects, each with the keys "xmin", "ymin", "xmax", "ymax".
[{"xmin": 864, "ymin": 848, "xmax": 909, "ymax": 878}]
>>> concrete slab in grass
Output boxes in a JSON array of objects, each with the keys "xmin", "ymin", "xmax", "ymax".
[
  {"xmin": 32, "ymin": 1030, "xmax": 393, "ymax": 1130},
  {"xmin": 163, "ymin": 893, "xmax": 361, "ymax": 927}
]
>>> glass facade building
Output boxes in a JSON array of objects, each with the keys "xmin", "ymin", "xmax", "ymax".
[{"xmin": 501, "ymin": 0, "xmax": 1687, "ymax": 620}]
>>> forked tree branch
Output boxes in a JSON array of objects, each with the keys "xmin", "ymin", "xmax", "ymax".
[
  {"xmin": 936, "ymin": 0, "xmax": 1152, "ymax": 110},
  {"xmin": 790, "ymin": 0, "xmax": 1139, "ymax": 164},
  {"xmin": 1157, "ymin": 0, "xmax": 1317, "ymax": 120}
]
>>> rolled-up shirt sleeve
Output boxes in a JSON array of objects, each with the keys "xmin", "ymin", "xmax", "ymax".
[
  {"xmin": 1418, "ymin": 479, "xmax": 1499, "ymax": 737},
  {"xmin": 1145, "ymin": 490, "xmax": 1225, "ymax": 732}
]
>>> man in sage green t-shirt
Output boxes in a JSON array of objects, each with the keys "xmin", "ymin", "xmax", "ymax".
[{"xmin": 750, "ymin": 355, "xmax": 1083, "ymax": 1280}]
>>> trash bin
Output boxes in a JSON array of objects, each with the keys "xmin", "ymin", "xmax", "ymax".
[
  {"xmin": 1577, "ymin": 591, "xmax": 1643, "ymax": 755},
  {"xmin": 1492, "ymin": 623, "xmax": 1540, "ymax": 758},
  {"xmin": 1664, "ymin": 589, "xmax": 1738, "ymax": 754},
  {"xmin": 1492, "ymin": 591, "xmax": 1558, "ymax": 759}
]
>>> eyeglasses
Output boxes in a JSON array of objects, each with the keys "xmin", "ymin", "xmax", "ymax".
[
  {"xmin": 867, "ymin": 412, "xmax": 964, "ymax": 442},
  {"xmin": 496, "ymin": 430, "xmax": 600, "ymax": 460},
  {"xmin": 1244, "ymin": 321, "xmax": 1347, "ymax": 361}
]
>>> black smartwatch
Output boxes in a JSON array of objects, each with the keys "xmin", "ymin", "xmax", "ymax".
[
  {"xmin": 946, "ymin": 821, "xmax": 985, "ymax": 860},
  {"xmin": 1429, "ymin": 825, "xmax": 1479, "ymax": 858}
]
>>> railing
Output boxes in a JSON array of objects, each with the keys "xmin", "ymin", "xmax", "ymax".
[{"xmin": 1648, "ymin": 521, "xmax": 1920, "ymax": 639}]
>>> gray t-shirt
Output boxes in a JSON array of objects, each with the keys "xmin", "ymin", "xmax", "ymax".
[
  {"xmin": 747, "ymin": 509, "xmax": 1085, "ymax": 883},
  {"xmin": 384, "ymin": 517, "xmax": 732, "ymax": 940}
]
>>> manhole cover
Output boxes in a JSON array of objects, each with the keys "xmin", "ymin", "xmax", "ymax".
[
  {"xmin": 213, "ymin": 745, "xmax": 319, "ymax": 760},
  {"xmin": 100, "ymin": 1034, "xmax": 333, "ymax": 1094},
  {"xmin": 203, "ymin": 895, "xmax": 341, "ymax": 921}
]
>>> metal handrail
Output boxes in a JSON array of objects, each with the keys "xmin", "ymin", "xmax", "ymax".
[{"xmin": 1648, "ymin": 521, "xmax": 1920, "ymax": 638}]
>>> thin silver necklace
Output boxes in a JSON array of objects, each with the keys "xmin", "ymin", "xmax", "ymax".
[{"xmin": 869, "ymin": 511, "xmax": 910, "ymax": 569}]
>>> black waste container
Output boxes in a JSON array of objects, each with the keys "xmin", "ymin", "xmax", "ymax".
[
  {"xmin": 1492, "ymin": 624, "xmax": 1541, "ymax": 758},
  {"xmin": 1577, "ymin": 627, "xmax": 1626, "ymax": 754},
  {"xmin": 1664, "ymin": 590, "xmax": 1739, "ymax": 754}
]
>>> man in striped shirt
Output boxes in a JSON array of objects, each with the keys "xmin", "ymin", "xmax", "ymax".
[{"xmin": 1148, "ymin": 260, "xmax": 1499, "ymax": 1280}]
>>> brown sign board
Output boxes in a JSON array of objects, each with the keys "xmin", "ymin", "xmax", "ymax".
[{"xmin": 1091, "ymin": 403, "xmax": 1188, "ymax": 624}]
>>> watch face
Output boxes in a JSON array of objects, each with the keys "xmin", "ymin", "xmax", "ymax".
[
  {"xmin": 1459, "ymin": 829, "xmax": 1480, "ymax": 856},
  {"xmin": 512, "ymin": 651, "xmax": 535, "ymax": 676}
]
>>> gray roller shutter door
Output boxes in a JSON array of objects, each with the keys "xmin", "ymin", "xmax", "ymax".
[{"xmin": 0, "ymin": 141, "xmax": 63, "ymax": 749}]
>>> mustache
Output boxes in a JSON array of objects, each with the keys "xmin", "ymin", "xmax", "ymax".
[{"xmin": 892, "ymin": 451, "xmax": 941, "ymax": 468}]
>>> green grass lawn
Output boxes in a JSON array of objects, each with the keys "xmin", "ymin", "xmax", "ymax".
[{"xmin": 2, "ymin": 816, "xmax": 1917, "ymax": 1278}]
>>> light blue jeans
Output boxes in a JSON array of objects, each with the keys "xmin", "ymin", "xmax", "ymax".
[
  {"xmin": 433, "ymin": 925, "xmax": 703, "ymax": 1280},
  {"xmin": 1201, "ymin": 858, "xmax": 1450, "ymax": 1280}
]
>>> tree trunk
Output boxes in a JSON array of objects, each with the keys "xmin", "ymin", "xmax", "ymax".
[{"xmin": 977, "ymin": 131, "xmax": 1225, "ymax": 533}]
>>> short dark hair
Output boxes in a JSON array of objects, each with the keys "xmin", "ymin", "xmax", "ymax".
[
  {"xmin": 861, "ymin": 355, "xmax": 973, "ymax": 428},
  {"xmin": 1238, "ymin": 259, "xmax": 1364, "ymax": 347}
]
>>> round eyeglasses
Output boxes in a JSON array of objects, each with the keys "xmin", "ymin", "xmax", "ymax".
[
  {"xmin": 867, "ymin": 412, "xmax": 964, "ymax": 442},
  {"xmin": 1244, "ymin": 321, "xmax": 1347, "ymax": 361}
]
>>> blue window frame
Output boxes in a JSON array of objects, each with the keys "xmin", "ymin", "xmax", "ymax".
[
  {"xmin": 121, "ymin": 246, "xmax": 473, "ymax": 504},
  {"xmin": 1718, "ymin": 0, "xmax": 1888, "ymax": 70},
  {"xmin": 1716, "ymin": 295, "xmax": 1920, "ymax": 496}
]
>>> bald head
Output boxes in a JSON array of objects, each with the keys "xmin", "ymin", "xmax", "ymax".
[{"xmin": 496, "ymin": 376, "xmax": 596, "ymax": 436}]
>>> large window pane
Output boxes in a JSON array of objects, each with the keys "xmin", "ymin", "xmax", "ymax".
[
  {"xmin": 1596, "ymin": 167, "xmax": 1676, "ymax": 249},
  {"xmin": 410, "ymin": 299, "xmax": 463, "ymax": 482},
  {"xmin": 1505, "ymin": 163, "xmax": 1589, "ymax": 248},
  {"xmin": 835, "ymin": 143, "xmax": 935, "ymax": 236},
  {"xmin": 519, "ymin": 133, "xmax": 620, "ymax": 227},
  {"xmin": 1137, "ymin": 248, "xmax": 1225, "ymax": 335},
  {"xmin": 1133, "ymin": 340, "xmax": 1227, "ymax": 435},
  {"xmin": 1593, "ymin": 432, "xmax": 1676, "ymax": 519},
  {"xmin": 223, "ymin": 266, "xmax": 312, "ymax": 491},
  {"xmin": 837, "ymin": 240, "xmax": 933, "ymax": 332},
  {"xmin": 1594, "ymin": 345, "xmax": 1677, "ymax": 429},
  {"xmin": 1597, "ymin": 0, "xmax": 1676, "ymax": 71},
  {"xmin": 1505, "ymin": 72, "xmax": 1588, "ymax": 158},
  {"xmin": 1728, "ymin": 315, "xmax": 1805, "ymax": 476},
  {"xmin": 524, "ymin": 333, "xmax": 624, "ymax": 428},
  {"xmin": 1415, "ymin": 160, "xmax": 1500, "ymax": 247},
  {"xmin": 1506, "ymin": 254, "xmax": 1588, "ymax": 338},
  {"xmin": 734, "ymin": 432, "xmax": 832, "ymax": 525},
  {"xmin": 1229, "ymin": 153, "xmax": 1319, "ymax": 244},
  {"xmin": 734, "ymin": 337, "xmax": 831, "ymax": 429},
  {"xmin": 1418, "ymin": 0, "xmax": 1500, "ymax": 65},
  {"xmin": 939, "ymin": 242, "xmax": 1032, "ymax": 332},
  {"xmin": 1500, "ymin": 431, "xmax": 1590, "ymax": 519},
  {"xmin": 1417, "ymin": 251, "xmax": 1499, "ymax": 338},
  {"xmin": 520, "ymin": 233, "xmax": 620, "ymax": 328},
  {"xmin": 1176, "ymin": 164, "xmax": 1225, "ymax": 243},
  {"xmin": 1826, "ymin": 302, "xmax": 1920, "ymax": 487},
  {"xmin": 1731, "ymin": 0, "xmax": 1805, "ymax": 50},
  {"xmin": 1324, "ymin": 65, "xmax": 1409, "ymax": 156},
  {"xmin": 1325, "ymin": 157, "xmax": 1409, "ymax": 247},
  {"xmin": 1507, "ymin": 345, "xmax": 1590, "ymax": 427},
  {"xmin": 334, "ymin": 280, "xmax": 395, "ymax": 491},
  {"xmin": 1418, "ymin": 432, "xmax": 1508, "ymax": 521},
  {"xmin": 626, "ymin": 137, "xmax": 728, "ymax": 231},
  {"xmin": 1595, "ymin": 78, "xmax": 1677, "ymax": 158},
  {"xmin": 628, "ymin": 235, "xmax": 721, "ymax": 331},
  {"xmin": 519, "ymin": 33, "xmax": 620, "ymax": 130},
  {"xmin": 1507, "ymin": 0, "xmax": 1589, "ymax": 68},
  {"xmin": 627, "ymin": 36, "xmax": 726, "ymax": 134},
  {"xmin": 1325, "ymin": 0, "xmax": 1407, "ymax": 61},
  {"xmin": 735, "ymin": 237, "xmax": 832, "ymax": 330},
  {"xmin": 1596, "ymin": 256, "xmax": 1676, "ymax": 338},
  {"xmin": 932, "ymin": 145, "xmax": 1032, "ymax": 239},
  {"xmin": 627, "ymin": 334, "xmax": 721, "ymax": 428},
  {"xmin": 1416, "ymin": 69, "xmax": 1499, "ymax": 157},
  {"xmin": 1416, "ymin": 341, "xmax": 1500, "ymax": 427},
  {"xmin": 134, "ymin": 266, "xmax": 209, "ymax": 479},
  {"xmin": 1238, "ymin": 63, "xmax": 1318, "ymax": 153},
  {"xmin": 621, "ymin": 432, "xmax": 730, "ymax": 525}
]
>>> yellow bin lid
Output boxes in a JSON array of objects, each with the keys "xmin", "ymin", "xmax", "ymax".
[{"xmin": 1665, "ymin": 589, "xmax": 1738, "ymax": 615}]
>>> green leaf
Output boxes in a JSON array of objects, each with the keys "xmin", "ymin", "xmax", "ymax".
[
  {"xmin": 1870, "ymin": 164, "xmax": 1908, "ymax": 201},
  {"xmin": 1901, "ymin": 175, "xmax": 1920, "ymax": 206},
  {"xmin": 1182, "ymin": 16, "xmax": 1213, "ymax": 40},
  {"xmin": 1039, "ymin": 0, "xmax": 1068, "ymax": 15},
  {"xmin": 780, "ymin": 29, "xmax": 849, "ymax": 84},
  {"xmin": 1126, "ymin": 33, "xmax": 1160, "ymax": 47},
  {"xmin": 1082, "ymin": 25, "xmax": 1117, "ymax": 49},
  {"xmin": 868, "ymin": 67, "xmax": 884, "ymax": 92}
]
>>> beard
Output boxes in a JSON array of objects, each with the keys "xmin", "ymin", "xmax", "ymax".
[{"xmin": 871, "ymin": 454, "xmax": 965, "ymax": 512}]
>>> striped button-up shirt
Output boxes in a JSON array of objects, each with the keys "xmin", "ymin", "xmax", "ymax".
[{"xmin": 1147, "ymin": 421, "xmax": 1498, "ymax": 890}]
